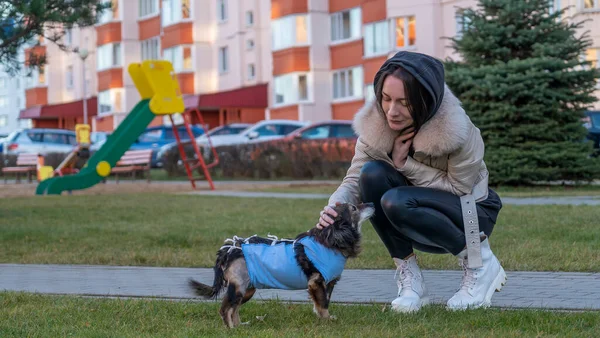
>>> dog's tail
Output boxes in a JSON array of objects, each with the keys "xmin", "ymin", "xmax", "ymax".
[{"xmin": 188, "ymin": 250, "xmax": 228, "ymax": 299}]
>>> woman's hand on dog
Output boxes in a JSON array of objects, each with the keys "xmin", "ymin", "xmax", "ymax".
[{"xmin": 316, "ymin": 203, "xmax": 340, "ymax": 229}]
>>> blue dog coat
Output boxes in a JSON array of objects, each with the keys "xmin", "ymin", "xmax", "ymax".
[{"xmin": 241, "ymin": 236, "xmax": 347, "ymax": 290}]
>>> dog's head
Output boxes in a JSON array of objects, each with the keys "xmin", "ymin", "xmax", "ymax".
[{"xmin": 311, "ymin": 202, "xmax": 376, "ymax": 258}]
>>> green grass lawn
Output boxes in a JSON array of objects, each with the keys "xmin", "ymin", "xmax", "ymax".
[
  {"xmin": 1, "ymin": 194, "xmax": 599, "ymax": 272},
  {"xmin": 1, "ymin": 292, "xmax": 598, "ymax": 337},
  {"xmin": 250, "ymin": 184, "xmax": 600, "ymax": 198}
]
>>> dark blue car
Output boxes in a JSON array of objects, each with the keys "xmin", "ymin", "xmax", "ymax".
[{"xmin": 130, "ymin": 125, "xmax": 205, "ymax": 167}]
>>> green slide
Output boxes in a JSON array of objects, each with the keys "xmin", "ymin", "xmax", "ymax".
[{"xmin": 36, "ymin": 99, "xmax": 155, "ymax": 195}]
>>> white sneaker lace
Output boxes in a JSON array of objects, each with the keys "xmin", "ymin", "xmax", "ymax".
[
  {"xmin": 459, "ymin": 260, "xmax": 477, "ymax": 292},
  {"xmin": 394, "ymin": 260, "xmax": 414, "ymax": 292}
]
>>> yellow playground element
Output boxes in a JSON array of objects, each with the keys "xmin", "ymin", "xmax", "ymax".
[
  {"xmin": 96, "ymin": 161, "xmax": 111, "ymax": 177},
  {"xmin": 75, "ymin": 124, "xmax": 91, "ymax": 145},
  {"xmin": 128, "ymin": 60, "xmax": 185, "ymax": 115}
]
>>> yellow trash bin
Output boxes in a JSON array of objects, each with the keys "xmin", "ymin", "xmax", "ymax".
[
  {"xmin": 38, "ymin": 166, "xmax": 54, "ymax": 182},
  {"xmin": 75, "ymin": 124, "xmax": 91, "ymax": 145}
]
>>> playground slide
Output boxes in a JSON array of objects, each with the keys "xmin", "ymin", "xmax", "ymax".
[{"xmin": 36, "ymin": 99, "xmax": 155, "ymax": 195}]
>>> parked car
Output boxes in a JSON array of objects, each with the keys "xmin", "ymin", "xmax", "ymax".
[
  {"xmin": 197, "ymin": 120, "xmax": 307, "ymax": 148},
  {"xmin": 584, "ymin": 110, "xmax": 600, "ymax": 156},
  {"xmin": 281, "ymin": 120, "xmax": 357, "ymax": 141},
  {"xmin": 1, "ymin": 128, "xmax": 78, "ymax": 156},
  {"xmin": 130, "ymin": 124, "xmax": 205, "ymax": 167}
]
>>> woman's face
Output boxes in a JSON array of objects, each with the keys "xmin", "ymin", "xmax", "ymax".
[{"xmin": 381, "ymin": 75, "xmax": 413, "ymax": 132}]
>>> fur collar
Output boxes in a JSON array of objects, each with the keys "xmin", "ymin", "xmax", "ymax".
[{"xmin": 352, "ymin": 85, "xmax": 470, "ymax": 157}]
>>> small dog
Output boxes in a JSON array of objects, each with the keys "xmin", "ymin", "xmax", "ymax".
[{"xmin": 189, "ymin": 202, "xmax": 375, "ymax": 328}]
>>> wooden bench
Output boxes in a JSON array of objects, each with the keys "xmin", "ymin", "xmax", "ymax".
[
  {"xmin": 2, "ymin": 153, "xmax": 39, "ymax": 183},
  {"xmin": 111, "ymin": 149, "xmax": 153, "ymax": 183}
]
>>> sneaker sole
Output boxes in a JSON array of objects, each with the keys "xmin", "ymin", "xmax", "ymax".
[{"xmin": 391, "ymin": 296, "xmax": 430, "ymax": 313}]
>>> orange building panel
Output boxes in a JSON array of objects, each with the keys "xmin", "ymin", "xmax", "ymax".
[
  {"xmin": 24, "ymin": 45, "xmax": 46, "ymax": 65},
  {"xmin": 25, "ymin": 87, "xmax": 48, "ymax": 108},
  {"xmin": 98, "ymin": 68, "xmax": 124, "ymax": 92},
  {"xmin": 139, "ymin": 16, "xmax": 161, "ymax": 40},
  {"xmin": 148, "ymin": 116, "xmax": 164, "ymax": 127},
  {"xmin": 95, "ymin": 115, "xmax": 114, "ymax": 132},
  {"xmin": 363, "ymin": 55, "xmax": 387, "ymax": 84},
  {"xmin": 362, "ymin": 0, "xmax": 386, "ymax": 24},
  {"xmin": 271, "ymin": 0, "xmax": 308, "ymax": 19},
  {"xmin": 240, "ymin": 108, "xmax": 266, "ymax": 124},
  {"xmin": 96, "ymin": 22, "xmax": 122, "ymax": 46},
  {"xmin": 272, "ymin": 47, "xmax": 310, "ymax": 76},
  {"xmin": 177, "ymin": 73, "xmax": 195, "ymax": 95},
  {"xmin": 329, "ymin": 0, "xmax": 361, "ymax": 13},
  {"xmin": 270, "ymin": 105, "xmax": 299, "ymax": 120},
  {"xmin": 162, "ymin": 22, "xmax": 193, "ymax": 49},
  {"xmin": 330, "ymin": 40, "xmax": 363, "ymax": 70},
  {"xmin": 332, "ymin": 100, "xmax": 365, "ymax": 120}
]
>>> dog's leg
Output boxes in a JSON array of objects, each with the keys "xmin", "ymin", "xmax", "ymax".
[
  {"xmin": 223, "ymin": 257, "xmax": 251, "ymax": 328},
  {"xmin": 326, "ymin": 278, "xmax": 339, "ymax": 303},
  {"xmin": 308, "ymin": 273, "xmax": 333, "ymax": 319},
  {"xmin": 219, "ymin": 284, "xmax": 236, "ymax": 329}
]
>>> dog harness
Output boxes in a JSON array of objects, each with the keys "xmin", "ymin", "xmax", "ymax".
[{"xmin": 225, "ymin": 235, "xmax": 347, "ymax": 290}]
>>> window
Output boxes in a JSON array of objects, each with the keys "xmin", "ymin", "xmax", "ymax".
[
  {"xmin": 395, "ymin": 16, "xmax": 416, "ymax": 48},
  {"xmin": 139, "ymin": 0, "xmax": 158, "ymax": 17},
  {"xmin": 66, "ymin": 66, "xmax": 74, "ymax": 89},
  {"xmin": 217, "ymin": 0, "xmax": 227, "ymax": 22},
  {"xmin": 549, "ymin": 0, "xmax": 562, "ymax": 14},
  {"xmin": 98, "ymin": 0, "xmax": 119, "ymax": 24},
  {"xmin": 0, "ymin": 115, "xmax": 7, "ymax": 127},
  {"xmin": 583, "ymin": 0, "xmax": 599, "ymax": 10},
  {"xmin": 0, "ymin": 77, "xmax": 6, "ymax": 89},
  {"xmin": 163, "ymin": 46, "xmax": 193, "ymax": 72},
  {"xmin": 98, "ymin": 88, "xmax": 123, "ymax": 114},
  {"xmin": 586, "ymin": 48, "xmax": 599, "ymax": 69},
  {"xmin": 162, "ymin": 0, "xmax": 191, "ymax": 26},
  {"xmin": 455, "ymin": 10, "xmax": 471, "ymax": 39},
  {"xmin": 64, "ymin": 29, "xmax": 72, "ymax": 45},
  {"xmin": 246, "ymin": 11, "xmax": 253, "ymax": 26},
  {"xmin": 364, "ymin": 20, "xmax": 389, "ymax": 57},
  {"xmin": 301, "ymin": 126, "xmax": 330, "ymax": 139},
  {"xmin": 247, "ymin": 64, "xmax": 256, "ymax": 80},
  {"xmin": 0, "ymin": 96, "xmax": 7, "ymax": 108},
  {"xmin": 219, "ymin": 46, "xmax": 228, "ymax": 74},
  {"xmin": 332, "ymin": 125, "xmax": 356, "ymax": 138},
  {"xmin": 332, "ymin": 67, "xmax": 363, "ymax": 100},
  {"xmin": 141, "ymin": 38, "xmax": 160, "ymax": 60},
  {"xmin": 331, "ymin": 8, "xmax": 361, "ymax": 42},
  {"xmin": 364, "ymin": 84, "xmax": 375, "ymax": 102},
  {"xmin": 246, "ymin": 39, "xmax": 255, "ymax": 50},
  {"xmin": 38, "ymin": 66, "xmax": 46, "ymax": 85},
  {"xmin": 273, "ymin": 73, "xmax": 310, "ymax": 105},
  {"xmin": 272, "ymin": 14, "xmax": 309, "ymax": 50},
  {"xmin": 97, "ymin": 43, "xmax": 121, "ymax": 70}
]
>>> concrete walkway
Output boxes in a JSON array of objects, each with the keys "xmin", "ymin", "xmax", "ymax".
[
  {"xmin": 1, "ymin": 264, "xmax": 598, "ymax": 311},
  {"xmin": 186, "ymin": 190, "xmax": 600, "ymax": 206}
]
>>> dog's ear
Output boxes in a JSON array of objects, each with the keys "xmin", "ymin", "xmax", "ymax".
[{"xmin": 334, "ymin": 207, "xmax": 352, "ymax": 229}]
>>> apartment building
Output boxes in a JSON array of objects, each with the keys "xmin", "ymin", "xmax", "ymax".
[
  {"xmin": 17, "ymin": 0, "xmax": 600, "ymax": 133},
  {"xmin": 0, "ymin": 62, "xmax": 29, "ymax": 136}
]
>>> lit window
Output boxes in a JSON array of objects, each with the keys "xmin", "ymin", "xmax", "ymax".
[
  {"xmin": 331, "ymin": 8, "xmax": 361, "ymax": 42},
  {"xmin": 97, "ymin": 43, "xmax": 121, "ymax": 70},
  {"xmin": 163, "ymin": 45, "xmax": 193, "ymax": 72},
  {"xmin": 395, "ymin": 16, "xmax": 416, "ymax": 48},
  {"xmin": 98, "ymin": 0, "xmax": 119, "ymax": 24},
  {"xmin": 38, "ymin": 66, "xmax": 46, "ymax": 85},
  {"xmin": 162, "ymin": 0, "xmax": 191, "ymax": 26},
  {"xmin": 586, "ymin": 48, "xmax": 599, "ymax": 68},
  {"xmin": 272, "ymin": 14, "xmax": 309, "ymax": 50},
  {"xmin": 273, "ymin": 73, "xmax": 310, "ymax": 105},
  {"xmin": 98, "ymin": 89, "xmax": 124, "ymax": 114},
  {"xmin": 333, "ymin": 67, "xmax": 363, "ymax": 100},
  {"xmin": 364, "ymin": 20, "xmax": 389, "ymax": 57},
  {"xmin": 583, "ymin": 0, "xmax": 599, "ymax": 10}
]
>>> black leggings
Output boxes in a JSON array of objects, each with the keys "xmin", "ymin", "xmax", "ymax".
[{"xmin": 359, "ymin": 160, "xmax": 502, "ymax": 259}]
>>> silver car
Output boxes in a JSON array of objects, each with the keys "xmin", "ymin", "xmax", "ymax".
[{"xmin": 1, "ymin": 128, "xmax": 78, "ymax": 156}]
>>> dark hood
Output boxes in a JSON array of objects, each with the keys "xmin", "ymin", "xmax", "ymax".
[{"xmin": 373, "ymin": 51, "xmax": 446, "ymax": 123}]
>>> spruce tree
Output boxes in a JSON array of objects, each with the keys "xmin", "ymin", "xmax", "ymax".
[{"xmin": 445, "ymin": 0, "xmax": 600, "ymax": 185}]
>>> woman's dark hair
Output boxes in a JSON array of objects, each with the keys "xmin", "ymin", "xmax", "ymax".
[{"xmin": 374, "ymin": 66, "xmax": 433, "ymax": 133}]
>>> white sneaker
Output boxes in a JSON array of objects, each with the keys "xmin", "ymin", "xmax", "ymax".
[
  {"xmin": 391, "ymin": 255, "xmax": 429, "ymax": 313},
  {"xmin": 446, "ymin": 238, "xmax": 507, "ymax": 311}
]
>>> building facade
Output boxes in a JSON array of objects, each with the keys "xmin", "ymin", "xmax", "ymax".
[{"xmin": 16, "ymin": 0, "xmax": 600, "ymax": 133}]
